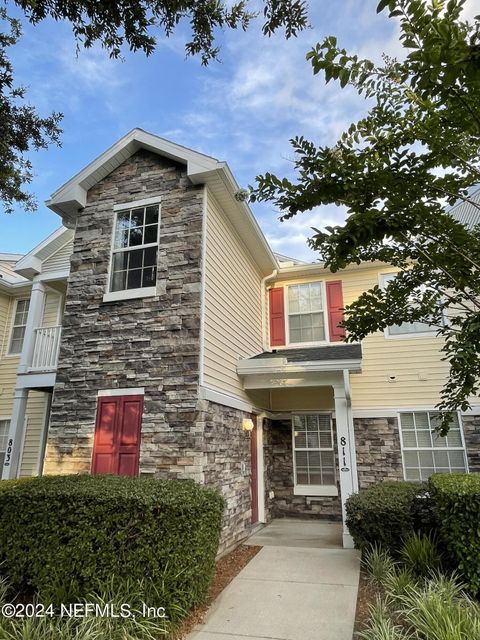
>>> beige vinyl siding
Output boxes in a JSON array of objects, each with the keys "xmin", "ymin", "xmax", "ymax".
[
  {"xmin": 203, "ymin": 191, "xmax": 264, "ymax": 400},
  {"xmin": 0, "ymin": 291, "xmax": 49, "ymax": 477},
  {"xmin": 273, "ymin": 266, "xmax": 453, "ymax": 411},
  {"xmin": 19, "ymin": 391, "xmax": 49, "ymax": 476},
  {"xmin": 0, "ymin": 294, "xmax": 16, "ymax": 419},
  {"xmin": 41, "ymin": 292, "xmax": 62, "ymax": 327},
  {"xmin": 41, "ymin": 239, "xmax": 73, "ymax": 273}
]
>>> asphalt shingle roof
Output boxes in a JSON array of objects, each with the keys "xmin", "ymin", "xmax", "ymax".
[{"xmin": 250, "ymin": 344, "xmax": 362, "ymax": 362}]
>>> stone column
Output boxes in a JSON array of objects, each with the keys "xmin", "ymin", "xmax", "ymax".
[
  {"xmin": 1, "ymin": 388, "xmax": 29, "ymax": 480},
  {"xmin": 333, "ymin": 372, "xmax": 359, "ymax": 548},
  {"xmin": 18, "ymin": 280, "xmax": 47, "ymax": 374}
]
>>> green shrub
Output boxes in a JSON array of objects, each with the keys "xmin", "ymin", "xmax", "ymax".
[
  {"xmin": 400, "ymin": 532, "xmax": 442, "ymax": 578},
  {"xmin": 362, "ymin": 545, "xmax": 397, "ymax": 587},
  {"xmin": 0, "ymin": 475, "xmax": 224, "ymax": 611},
  {"xmin": 429, "ymin": 473, "xmax": 480, "ymax": 595},
  {"xmin": 357, "ymin": 597, "xmax": 412, "ymax": 640},
  {"xmin": 346, "ymin": 482, "xmax": 433, "ymax": 554},
  {"xmin": 399, "ymin": 574, "xmax": 480, "ymax": 640}
]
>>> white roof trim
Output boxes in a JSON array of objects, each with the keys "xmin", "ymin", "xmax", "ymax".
[
  {"xmin": 14, "ymin": 226, "xmax": 73, "ymax": 279},
  {"xmin": 237, "ymin": 357, "xmax": 362, "ymax": 376},
  {"xmin": 46, "ymin": 128, "xmax": 278, "ymax": 274},
  {"xmin": 46, "ymin": 128, "xmax": 220, "ymax": 222}
]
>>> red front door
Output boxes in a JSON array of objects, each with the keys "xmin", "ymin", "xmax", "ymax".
[
  {"xmin": 250, "ymin": 416, "xmax": 259, "ymax": 524},
  {"xmin": 91, "ymin": 395, "xmax": 143, "ymax": 477}
]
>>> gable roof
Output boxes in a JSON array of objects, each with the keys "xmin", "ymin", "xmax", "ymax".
[
  {"xmin": 46, "ymin": 128, "xmax": 277, "ymax": 274},
  {"xmin": 14, "ymin": 227, "xmax": 74, "ymax": 279},
  {"xmin": 0, "ymin": 254, "xmax": 30, "ymax": 293}
]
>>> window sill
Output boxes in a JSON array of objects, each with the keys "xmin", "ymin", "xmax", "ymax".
[
  {"xmin": 102, "ymin": 287, "xmax": 157, "ymax": 303},
  {"xmin": 294, "ymin": 485, "xmax": 338, "ymax": 497}
]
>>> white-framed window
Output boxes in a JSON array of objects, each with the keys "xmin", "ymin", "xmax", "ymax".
[
  {"xmin": 292, "ymin": 414, "xmax": 337, "ymax": 495},
  {"xmin": 399, "ymin": 411, "xmax": 467, "ymax": 481},
  {"xmin": 8, "ymin": 299, "xmax": 30, "ymax": 355},
  {"xmin": 108, "ymin": 201, "xmax": 160, "ymax": 295},
  {"xmin": 380, "ymin": 273, "xmax": 437, "ymax": 337},
  {"xmin": 287, "ymin": 281, "xmax": 326, "ymax": 344},
  {"xmin": 0, "ymin": 420, "xmax": 10, "ymax": 468}
]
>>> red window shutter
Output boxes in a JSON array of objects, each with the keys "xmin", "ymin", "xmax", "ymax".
[
  {"xmin": 269, "ymin": 287, "xmax": 286, "ymax": 347},
  {"xmin": 326, "ymin": 280, "xmax": 346, "ymax": 342},
  {"xmin": 91, "ymin": 395, "xmax": 143, "ymax": 477}
]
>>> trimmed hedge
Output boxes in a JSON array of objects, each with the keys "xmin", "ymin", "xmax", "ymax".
[
  {"xmin": 346, "ymin": 481, "xmax": 434, "ymax": 553},
  {"xmin": 0, "ymin": 475, "xmax": 224, "ymax": 608},
  {"xmin": 429, "ymin": 473, "xmax": 480, "ymax": 595}
]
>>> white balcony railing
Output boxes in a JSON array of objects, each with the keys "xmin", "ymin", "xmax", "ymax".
[{"xmin": 30, "ymin": 325, "xmax": 62, "ymax": 371}]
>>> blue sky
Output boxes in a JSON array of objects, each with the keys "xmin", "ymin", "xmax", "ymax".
[{"xmin": 2, "ymin": 0, "xmax": 477, "ymax": 261}]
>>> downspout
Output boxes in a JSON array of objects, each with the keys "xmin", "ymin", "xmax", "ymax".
[{"xmin": 261, "ymin": 269, "xmax": 277, "ymax": 351}]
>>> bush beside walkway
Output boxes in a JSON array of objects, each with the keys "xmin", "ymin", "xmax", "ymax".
[{"xmin": 0, "ymin": 474, "xmax": 224, "ymax": 631}]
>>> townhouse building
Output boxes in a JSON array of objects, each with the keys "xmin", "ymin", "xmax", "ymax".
[{"xmin": 1, "ymin": 130, "xmax": 478, "ymax": 550}]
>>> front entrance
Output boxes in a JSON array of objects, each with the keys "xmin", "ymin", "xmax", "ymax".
[
  {"xmin": 91, "ymin": 395, "xmax": 143, "ymax": 477},
  {"xmin": 250, "ymin": 415, "xmax": 259, "ymax": 524}
]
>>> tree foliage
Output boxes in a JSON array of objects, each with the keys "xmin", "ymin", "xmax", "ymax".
[
  {"xmin": 0, "ymin": 7, "xmax": 62, "ymax": 214},
  {"xmin": 1, "ymin": 0, "xmax": 309, "ymax": 214},
  {"xmin": 253, "ymin": 0, "xmax": 480, "ymax": 432}
]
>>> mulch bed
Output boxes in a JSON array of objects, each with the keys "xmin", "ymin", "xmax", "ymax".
[
  {"xmin": 353, "ymin": 569, "xmax": 379, "ymax": 636},
  {"xmin": 172, "ymin": 544, "xmax": 262, "ymax": 639}
]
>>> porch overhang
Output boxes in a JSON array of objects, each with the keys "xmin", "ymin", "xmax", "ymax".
[{"xmin": 237, "ymin": 344, "xmax": 362, "ymax": 389}]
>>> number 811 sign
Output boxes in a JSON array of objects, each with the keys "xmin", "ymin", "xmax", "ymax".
[{"xmin": 340, "ymin": 436, "xmax": 350, "ymax": 472}]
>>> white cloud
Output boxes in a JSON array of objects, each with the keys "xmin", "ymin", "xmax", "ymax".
[
  {"xmin": 259, "ymin": 203, "xmax": 348, "ymax": 262},
  {"xmin": 60, "ymin": 45, "xmax": 126, "ymax": 92}
]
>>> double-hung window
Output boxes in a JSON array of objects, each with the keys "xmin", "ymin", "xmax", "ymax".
[
  {"xmin": 380, "ymin": 273, "xmax": 437, "ymax": 337},
  {"xmin": 0, "ymin": 420, "xmax": 10, "ymax": 468},
  {"xmin": 107, "ymin": 200, "xmax": 160, "ymax": 300},
  {"xmin": 399, "ymin": 411, "xmax": 467, "ymax": 481},
  {"xmin": 287, "ymin": 282, "xmax": 326, "ymax": 344},
  {"xmin": 8, "ymin": 299, "xmax": 30, "ymax": 355},
  {"xmin": 292, "ymin": 414, "xmax": 337, "ymax": 495}
]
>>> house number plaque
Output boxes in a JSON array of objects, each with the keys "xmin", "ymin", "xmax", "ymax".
[
  {"xmin": 3, "ymin": 438, "xmax": 13, "ymax": 467},
  {"xmin": 340, "ymin": 436, "xmax": 349, "ymax": 472}
]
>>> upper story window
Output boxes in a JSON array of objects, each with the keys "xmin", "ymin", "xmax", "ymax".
[
  {"xmin": 106, "ymin": 199, "xmax": 160, "ymax": 301},
  {"xmin": 8, "ymin": 299, "xmax": 30, "ymax": 355},
  {"xmin": 399, "ymin": 411, "xmax": 467, "ymax": 481},
  {"xmin": 287, "ymin": 282, "xmax": 326, "ymax": 344},
  {"xmin": 380, "ymin": 273, "xmax": 437, "ymax": 337}
]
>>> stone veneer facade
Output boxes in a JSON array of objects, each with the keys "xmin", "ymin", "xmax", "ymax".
[
  {"xmin": 198, "ymin": 400, "xmax": 254, "ymax": 552},
  {"xmin": 44, "ymin": 150, "xmax": 254, "ymax": 550},
  {"xmin": 353, "ymin": 417, "xmax": 404, "ymax": 489}
]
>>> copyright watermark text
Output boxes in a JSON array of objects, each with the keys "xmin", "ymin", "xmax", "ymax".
[{"xmin": 1, "ymin": 602, "xmax": 166, "ymax": 619}]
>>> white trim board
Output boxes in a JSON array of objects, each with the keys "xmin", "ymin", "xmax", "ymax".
[
  {"xmin": 198, "ymin": 386, "xmax": 258, "ymax": 414},
  {"xmin": 97, "ymin": 388, "xmax": 145, "ymax": 397},
  {"xmin": 113, "ymin": 196, "xmax": 161, "ymax": 211},
  {"xmin": 352, "ymin": 406, "xmax": 480, "ymax": 418},
  {"xmin": 198, "ymin": 187, "xmax": 208, "ymax": 387}
]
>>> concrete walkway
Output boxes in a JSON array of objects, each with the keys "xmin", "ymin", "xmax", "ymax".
[{"xmin": 189, "ymin": 519, "xmax": 361, "ymax": 640}]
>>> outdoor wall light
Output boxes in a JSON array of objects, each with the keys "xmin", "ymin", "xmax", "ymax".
[{"xmin": 242, "ymin": 418, "xmax": 254, "ymax": 432}]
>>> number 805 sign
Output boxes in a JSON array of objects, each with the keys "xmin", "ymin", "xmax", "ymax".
[{"xmin": 4, "ymin": 438, "xmax": 13, "ymax": 466}]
